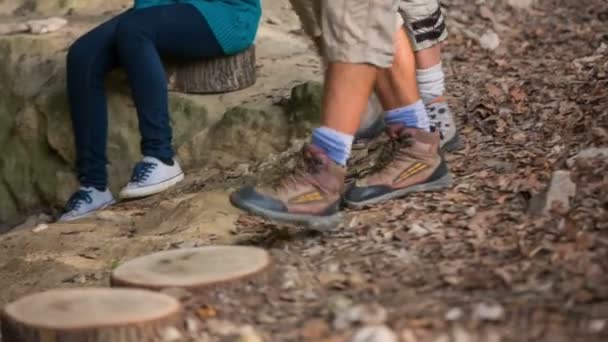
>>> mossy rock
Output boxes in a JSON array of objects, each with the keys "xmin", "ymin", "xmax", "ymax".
[
  {"xmin": 0, "ymin": 30, "xmax": 210, "ymax": 222},
  {"xmin": 0, "ymin": 183, "xmax": 18, "ymax": 226},
  {"xmin": 284, "ymin": 81, "xmax": 323, "ymax": 136},
  {"xmin": 285, "ymin": 81, "xmax": 323, "ymax": 122},
  {"xmin": 205, "ymin": 105, "xmax": 289, "ymax": 167}
]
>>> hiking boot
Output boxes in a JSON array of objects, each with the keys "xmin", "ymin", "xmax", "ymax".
[
  {"xmin": 59, "ymin": 187, "xmax": 116, "ymax": 222},
  {"xmin": 354, "ymin": 100, "xmax": 462, "ymax": 152},
  {"xmin": 119, "ymin": 156, "xmax": 184, "ymax": 199},
  {"xmin": 354, "ymin": 114, "xmax": 386, "ymax": 142},
  {"xmin": 344, "ymin": 125, "xmax": 453, "ymax": 208},
  {"xmin": 427, "ymin": 99, "xmax": 462, "ymax": 152},
  {"xmin": 230, "ymin": 145, "xmax": 345, "ymax": 230}
]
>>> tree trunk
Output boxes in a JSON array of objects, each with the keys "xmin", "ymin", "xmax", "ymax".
[
  {"xmin": 1, "ymin": 288, "xmax": 184, "ymax": 342},
  {"xmin": 165, "ymin": 46, "xmax": 256, "ymax": 94},
  {"xmin": 111, "ymin": 246, "xmax": 271, "ymax": 291}
]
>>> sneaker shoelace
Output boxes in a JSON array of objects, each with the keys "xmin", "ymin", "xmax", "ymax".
[
  {"xmin": 130, "ymin": 161, "xmax": 157, "ymax": 183},
  {"xmin": 64, "ymin": 189, "xmax": 93, "ymax": 212}
]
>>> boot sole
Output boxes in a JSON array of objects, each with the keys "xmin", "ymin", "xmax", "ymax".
[
  {"xmin": 119, "ymin": 173, "xmax": 184, "ymax": 200},
  {"xmin": 58, "ymin": 199, "xmax": 117, "ymax": 222},
  {"xmin": 441, "ymin": 131, "xmax": 463, "ymax": 152},
  {"xmin": 345, "ymin": 173, "xmax": 454, "ymax": 209},
  {"xmin": 230, "ymin": 197, "xmax": 342, "ymax": 231}
]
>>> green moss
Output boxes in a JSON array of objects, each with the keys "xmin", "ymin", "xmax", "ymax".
[
  {"xmin": 169, "ymin": 94, "xmax": 208, "ymax": 145},
  {"xmin": 1, "ymin": 138, "xmax": 36, "ymax": 210},
  {"xmin": 0, "ymin": 182, "xmax": 18, "ymax": 224},
  {"xmin": 285, "ymin": 81, "xmax": 324, "ymax": 124},
  {"xmin": 0, "ymin": 41, "xmax": 19, "ymax": 148},
  {"xmin": 42, "ymin": 86, "xmax": 75, "ymax": 164},
  {"xmin": 30, "ymin": 142, "xmax": 68, "ymax": 206}
]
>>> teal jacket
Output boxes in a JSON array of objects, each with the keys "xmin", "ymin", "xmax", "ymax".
[{"xmin": 133, "ymin": 0, "xmax": 261, "ymax": 55}]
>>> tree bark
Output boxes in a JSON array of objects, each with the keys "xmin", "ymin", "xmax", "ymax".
[
  {"xmin": 165, "ymin": 46, "xmax": 256, "ymax": 94},
  {"xmin": 1, "ymin": 288, "xmax": 184, "ymax": 342},
  {"xmin": 111, "ymin": 246, "xmax": 271, "ymax": 291}
]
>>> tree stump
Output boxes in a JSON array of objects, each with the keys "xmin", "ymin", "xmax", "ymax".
[
  {"xmin": 1, "ymin": 288, "xmax": 184, "ymax": 342},
  {"xmin": 111, "ymin": 246, "xmax": 271, "ymax": 291},
  {"xmin": 165, "ymin": 46, "xmax": 256, "ymax": 94}
]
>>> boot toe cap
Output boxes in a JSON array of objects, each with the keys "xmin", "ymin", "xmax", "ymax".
[
  {"xmin": 344, "ymin": 185, "xmax": 392, "ymax": 204},
  {"xmin": 230, "ymin": 186, "xmax": 288, "ymax": 213}
]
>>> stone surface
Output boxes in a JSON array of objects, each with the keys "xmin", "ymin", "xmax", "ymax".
[
  {"xmin": 0, "ymin": 22, "xmax": 29, "ymax": 35},
  {"xmin": 479, "ymin": 30, "xmax": 500, "ymax": 51},
  {"xmin": 351, "ymin": 325, "xmax": 399, "ymax": 342},
  {"xmin": 472, "ymin": 303, "xmax": 506, "ymax": 321},
  {"xmin": 0, "ymin": 29, "xmax": 210, "ymax": 222},
  {"xmin": 567, "ymin": 147, "xmax": 608, "ymax": 167},
  {"xmin": 507, "ymin": 0, "xmax": 535, "ymax": 9},
  {"xmin": 0, "ymin": 0, "xmax": 131, "ymax": 16},
  {"xmin": 528, "ymin": 170, "xmax": 577, "ymax": 215},
  {"xmin": 27, "ymin": 17, "xmax": 68, "ymax": 34},
  {"xmin": 334, "ymin": 303, "xmax": 388, "ymax": 330}
]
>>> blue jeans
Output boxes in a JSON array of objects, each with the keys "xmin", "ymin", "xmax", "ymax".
[{"xmin": 67, "ymin": 4, "xmax": 224, "ymax": 190}]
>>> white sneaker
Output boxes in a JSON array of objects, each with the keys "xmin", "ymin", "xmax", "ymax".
[
  {"xmin": 119, "ymin": 156, "xmax": 184, "ymax": 199},
  {"xmin": 59, "ymin": 187, "xmax": 115, "ymax": 222}
]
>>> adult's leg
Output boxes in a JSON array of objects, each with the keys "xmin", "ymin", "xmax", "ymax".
[
  {"xmin": 356, "ymin": 0, "xmax": 460, "ymax": 149},
  {"xmin": 344, "ymin": 26, "xmax": 452, "ymax": 208},
  {"xmin": 113, "ymin": 3, "xmax": 224, "ymax": 162},
  {"xmin": 67, "ymin": 12, "xmax": 129, "ymax": 190},
  {"xmin": 375, "ymin": 23, "xmax": 422, "ymax": 111},
  {"xmin": 230, "ymin": 0, "xmax": 399, "ymax": 228}
]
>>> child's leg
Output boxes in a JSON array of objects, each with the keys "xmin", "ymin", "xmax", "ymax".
[
  {"xmin": 113, "ymin": 3, "xmax": 224, "ymax": 164},
  {"xmin": 67, "ymin": 13, "xmax": 128, "ymax": 190},
  {"xmin": 112, "ymin": 3, "xmax": 224, "ymax": 199},
  {"xmin": 399, "ymin": 0, "xmax": 461, "ymax": 151},
  {"xmin": 61, "ymin": 13, "xmax": 130, "ymax": 221},
  {"xmin": 405, "ymin": 1, "xmax": 445, "ymax": 104}
]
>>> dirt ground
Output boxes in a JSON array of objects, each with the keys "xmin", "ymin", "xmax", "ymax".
[{"xmin": 1, "ymin": 0, "xmax": 607, "ymax": 341}]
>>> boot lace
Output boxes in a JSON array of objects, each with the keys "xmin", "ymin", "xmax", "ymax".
[
  {"xmin": 273, "ymin": 151, "xmax": 323, "ymax": 192},
  {"xmin": 370, "ymin": 133, "xmax": 413, "ymax": 175}
]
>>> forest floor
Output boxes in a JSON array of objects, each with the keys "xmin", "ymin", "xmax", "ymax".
[{"xmin": 1, "ymin": 0, "xmax": 607, "ymax": 341}]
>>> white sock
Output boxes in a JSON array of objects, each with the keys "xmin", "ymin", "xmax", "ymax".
[
  {"xmin": 384, "ymin": 100, "xmax": 430, "ymax": 132},
  {"xmin": 416, "ymin": 63, "xmax": 445, "ymax": 104}
]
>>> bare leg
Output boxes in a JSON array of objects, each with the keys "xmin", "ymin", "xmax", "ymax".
[
  {"xmin": 375, "ymin": 27, "xmax": 421, "ymax": 110},
  {"xmin": 323, "ymin": 63, "xmax": 378, "ymax": 135},
  {"xmin": 414, "ymin": 44, "xmax": 442, "ymax": 70}
]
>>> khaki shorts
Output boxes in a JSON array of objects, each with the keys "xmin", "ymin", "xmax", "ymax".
[
  {"xmin": 399, "ymin": 0, "xmax": 448, "ymax": 51},
  {"xmin": 289, "ymin": 0, "xmax": 400, "ymax": 68}
]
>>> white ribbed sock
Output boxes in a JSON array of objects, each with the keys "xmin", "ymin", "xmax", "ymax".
[{"xmin": 416, "ymin": 63, "xmax": 445, "ymax": 104}]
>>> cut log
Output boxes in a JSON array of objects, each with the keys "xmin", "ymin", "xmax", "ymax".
[
  {"xmin": 1, "ymin": 288, "xmax": 184, "ymax": 342},
  {"xmin": 165, "ymin": 46, "xmax": 256, "ymax": 94},
  {"xmin": 111, "ymin": 246, "xmax": 271, "ymax": 291}
]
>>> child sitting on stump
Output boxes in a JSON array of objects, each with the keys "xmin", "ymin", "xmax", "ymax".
[{"xmin": 59, "ymin": 0, "xmax": 261, "ymax": 221}]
